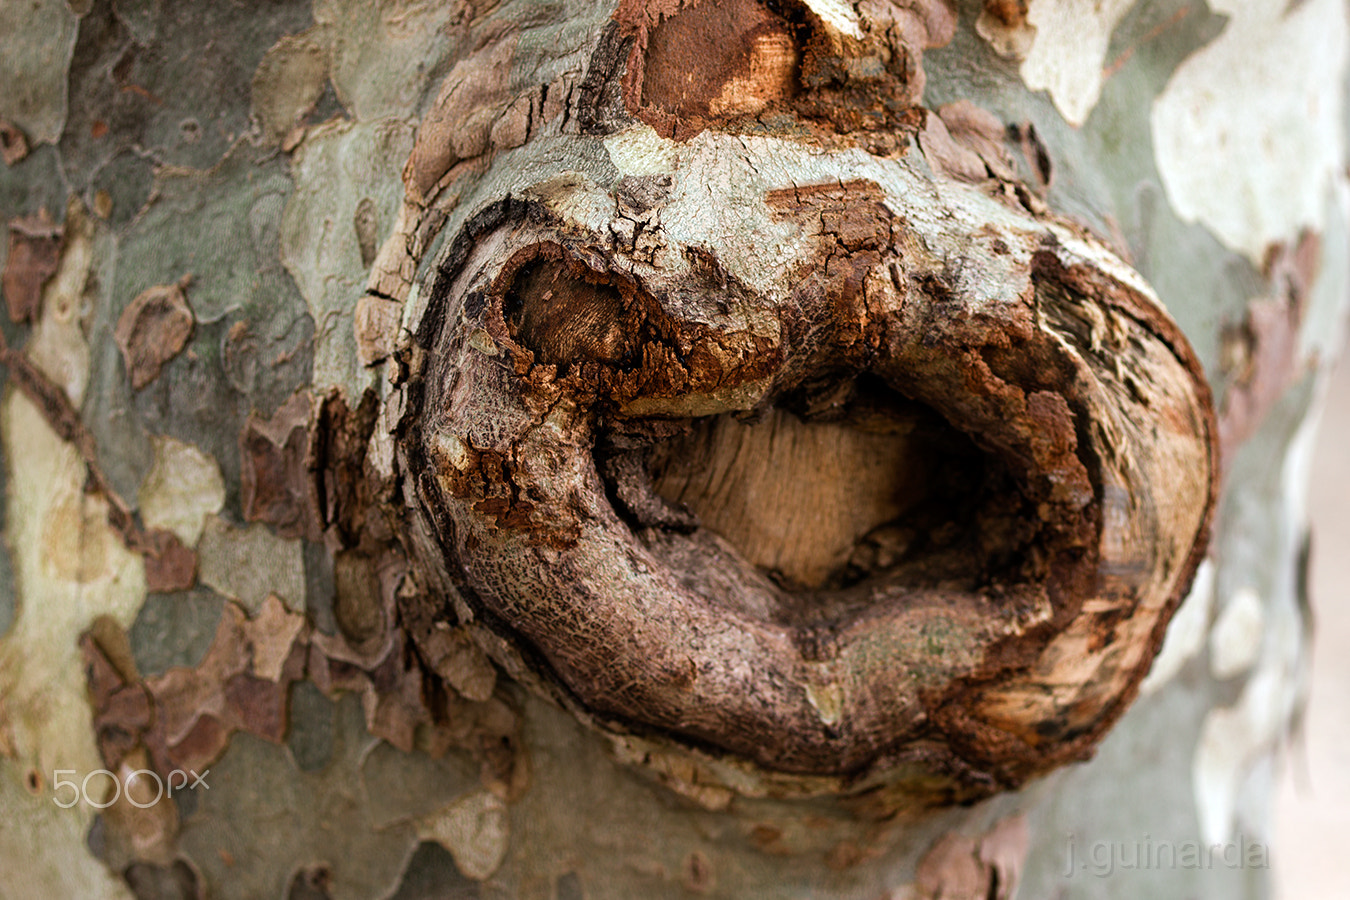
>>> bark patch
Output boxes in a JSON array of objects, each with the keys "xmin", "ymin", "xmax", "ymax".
[
  {"xmin": 616, "ymin": 0, "xmax": 948, "ymax": 143},
  {"xmin": 3, "ymin": 213, "xmax": 62, "ymax": 323},
  {"xmin": 115, "ymin": 276, "xmax": 195, "ymax": 390},
  {"xmin": 1218, "ymin": 230, "xmax": 1319, "ymax": 455},
  {"xmin": 240, "ymin": 391, "xmax": 319, "ymax": 540},
  {"xmin": 0, "ymin": 118, "xmax": 28, "ymax": 166}
]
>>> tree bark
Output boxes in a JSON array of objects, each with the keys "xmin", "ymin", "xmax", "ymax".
[{"xmin": 0, "ymin": 0, "xmax": 1345, "ymax": 898}]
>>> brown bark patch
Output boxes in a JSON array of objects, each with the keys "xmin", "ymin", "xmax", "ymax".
[
  {"xmin": 649, "ymin": 388, "xmax": 987, "ymax": 589},
  {"xmin": 616, "ymin": 0, "xmax": 948, "ymax": 143},
  {"xmin": 975, "ymin": 0, "xmax": 1035, "ymax": 60},
  {"xmin": 504, "ymin": 254, "xmax": 646, "ymax": 369},
  {"xmin": 240, "ymin": 391, "xmax": 319, "ymax": 540},
  {"xmin": 0, "ymin": 118, "xmax": 28, "ymax": 166},
  {"xmin": 115, "ymin": 276, "xmax": 195, "ymax": 390},
  {"xmin": 402, "ymin": 178, "xmax": 1215, "ymax": 805},
  {"xmin": 83, "ymin": 596, "xmax": 308, "ymax": 778},
  {"xmin": 490, "ymin": 241, "xmax": 781, "ymax": 411},
  {"xmin": 634, "ymin": 0, "xmax": 799, "ymax": 139},
  {"xmin": 314, "ymin": 388, "xmax": 381, "ymax": 545},
  {"xmin": 3, "ymin": 213, "xmax": 62, "ymax": 323},
  {"xmin": 403, "ymin": 35, "xmax": 520, "ymax": 204},
  {"xmin": 143, "ymin": 529, "xmax": 198, "ymax": 593}
]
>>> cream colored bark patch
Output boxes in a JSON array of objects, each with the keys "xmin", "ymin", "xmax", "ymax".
[
  {"xmin": 0, "ymin": 337, "xmax": 145, "ymax": 897},
  {"xmin": 1193, "ymin": 666, "xmax": 1287, "ymax": 846},
  {"xmin": 1140, "ymin": 559, "xmax": 1215, "ymax": 695},
  {"xmin": 1194, "ymin": 412, "xmax": 1310, "ymax": 845},
  {"xmin": 802, "ymin": 0, "xmax": 863, "ymax": 38},
  {"xmin": 1152, "ymin": 0, "xmax": 1350, "ymax": 262},
  {"xmin": 26, "ymin": 215, "xmax": 93, "ymax": 405},
  {"xmin": 417, "ymin": 791, "xmax": 510, "ymax": 880},
  {"xmin": 137, "ymin": 435, "xmax": 226, "ymax": 547},
  {"xmin": 0, "ymin": 761, "xmax": 136, "ymax": 900},
  {"xmin": 605, "ymin": 125, "xmax": 681, "ymax": 178},
  {"xmin": 1209, "ymin": 586, "xmax": 1265, "ymax": 680},
  {"xmin": 1018, "ymin": 0, "xmax": 1137, "ymax": 126}
]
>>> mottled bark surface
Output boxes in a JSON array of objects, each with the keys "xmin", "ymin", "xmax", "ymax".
[{"xmin": 0, "ymin": 0, "xmax": 1345, "ymax": 899}]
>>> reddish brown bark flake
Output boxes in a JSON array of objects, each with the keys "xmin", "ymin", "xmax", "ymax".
[
  {"xmin": 115, "ymin": 275, "xmax": 195, "ymax": 390},
  {"xmin": 616, "ymin": 0, "xmax": 953, "ymax": 143},
  {"xmin": 239, "ymin": 391, "xmax": 319, "ymax": 540},
  {"xmin": 143, "ymin": 529, "xmax": 198, "ymax": 593},
  {"xmin": 3, "ymin": 213, "xmax": 62, "ymax": 323},
  {"xmin": 83, "ymin": 597, "xmax": 310, "ymax": 780},
  {"xmin": 0, "ymin": 118, "xmax": 28, "ymax": 166}
]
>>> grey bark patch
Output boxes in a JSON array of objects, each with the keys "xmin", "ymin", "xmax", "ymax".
[
  {"xmin": 555, "ymin": 871, "xmax": 585, "ymax": 900},
  {"xmin": 128, "ymin": 317, "xmax": 250, "ymax": 518},
  {"xmin": 0, "ymin": 143, "xmax": 67, "ymax": 232},
  {"xmin": 59, "ymin": 0, "xmax": 314, "ymax": 187},
  {"xmin": 128, "ymin": 584, "xmax": 227, "ymax": 677},
  {"xmin": 389, "ymin": 842, "xmax": 481, "ymax": 900},
  {"xmin": 88, "ymin": 149, "xmax": 155, "ymax": 227},
  {"xmin": 360, "ymin": 740, "xmax": 477, "ymax": 831},
  {"xmin": 287, "ymin": 681, "xmax": 335, "ymax": 772},
  {"xmin": 177, "ymin": 696, "xmax": 416, "ymax": 900},
  {"xmin": 108, "ymin": 140, "xmax": 303, "ymax": 326},
  {"xmin": 304, "ymin": 539, "xmax": 339, "ymax": 636},
  {"xmin": 123, "ymin": 859, "xmax": 200, "ymax": 900},
  {"xmin": 100, "ymin": 144, "xmax": 314, "ymax": 512}
]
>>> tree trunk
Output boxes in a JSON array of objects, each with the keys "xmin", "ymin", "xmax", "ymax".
[{"xmin": 0, "ymin": 0, "xmax": 1344, "ymax": 898}]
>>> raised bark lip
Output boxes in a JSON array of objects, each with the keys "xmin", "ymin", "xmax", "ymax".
[{"xmin": 398, "ymin": 187, "xmax": 1218, "ymax": 796}]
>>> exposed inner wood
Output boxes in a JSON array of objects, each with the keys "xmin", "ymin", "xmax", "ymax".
[
  {"xmin": 640, "ymin": 0, "xmax": 799, "ymax": 126},
  {"xmin": 503, "ymin": 257, "xmax": 642, "ymax": 369},
  {"xmin": 647, "ymin": 381, "xmax": 989, "ymax": 589}
]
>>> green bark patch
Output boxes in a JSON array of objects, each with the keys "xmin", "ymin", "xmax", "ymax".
[
  {"xmin": 81, "ymin": 143, "xmax": 314, "ymax": 515},
  {"xmin": 58, "ymin": 0, "xmax": 313, "ymax": 200},
  {"xmin": 127, "ymin": 585, "xmax": 227, "ymax": 677}
]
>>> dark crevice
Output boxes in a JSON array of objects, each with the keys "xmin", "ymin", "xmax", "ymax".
[{"xmin": 598, "ymin": 373, "xmax": 1043, "ymax": 605}]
